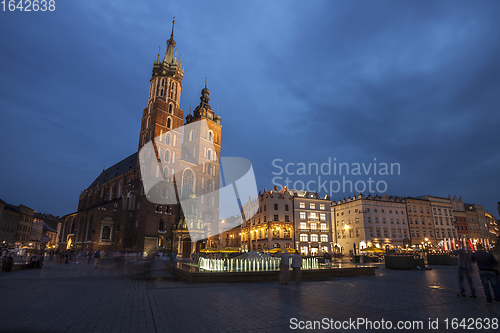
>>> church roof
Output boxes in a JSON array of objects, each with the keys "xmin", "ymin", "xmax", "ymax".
[
  {"xmin": 42, "ymin": 221, "xmax": 57, "ymax": 232},
  {"xmin": 88, "ymin": 152, "xmax": 137, "ymax": 189}
]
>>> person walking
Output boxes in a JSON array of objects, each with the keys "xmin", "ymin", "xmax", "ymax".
[
  {"xmin": 471, "ymin": 243, "xmax": 500, "ymax": 303},
  {"xmin": 170, "ymin": 251, "xmax": 178, "ymax": 280},
  {"xmin": 99, "ymin": 250, "xmax": 106, "ymax": 269},
  {"xmin": 454, "ymin": 246, "xmax": 476, "ymax": 298},
  {"xmin": 279, "ymin": 250, "xmax": 290, "ymax": 285},
  {"xmin": 323, "ymin": 252, "xmax": 331, "ymax": 266},
  {"xmin": 94, "ymin": 250, "xmax": 101, "ymax": 268},
  {"xmin": 292, "ymin": 250, "xmax": 303, "ymax": 284}
]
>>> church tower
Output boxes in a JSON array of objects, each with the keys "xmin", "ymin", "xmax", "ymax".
[{"xmin": 139, "ymin": 18, "xmax": 184, "ymax": 152}]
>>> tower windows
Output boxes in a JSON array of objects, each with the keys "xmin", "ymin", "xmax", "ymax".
[
  {"xmin": 208, "ymin": 130, "xmax": 213, "ymax": 142},
  {"xmin": 162, "ymin": 166, "xmax": 169, "ymax": 180},
  {"xmin": 189, "ymin": 130, "xmax": 194, "ymax": 141},
  {"xmin": 168, "ymin": 104, "xmax": 173, "ymax": 114},
  {"xmin": 164, "ymin": 149, "xmax": 170, "ymax": 163},
  {"xmin": 170, "ymin": 82, "xmax": 175, "ymax": 99},
  {"xmin": 166, "ymin": 117, "xmax": 172, "ymax": 129},
  {"xmin": 160, "ymin": 89, "xmax": 164, "ymax": 96},
  {"xmin": 207, "ymin": 149, "xmax": 212, "ymax": 161},
  {"xmin": 181, "ymin": 168, "xmax": 195, "ymax": 198},
  {"xmin": 165, "ymin": 133, "xmax": 171, "ymax": 145},
  {"xmin": 162, "ymin": 79, "xmax": 165, "ymax": 87},
  {"xmin": 159, "ymin": 130, "xmax": 163, "ymax": 142},
  {"xmin": 146, "ymin": 116, "xmax": 151, "ymax": 128}
]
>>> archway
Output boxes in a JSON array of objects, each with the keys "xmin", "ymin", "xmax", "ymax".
[{"xmin": 182, "ymin": 237, "xmax": 192, "ymax": 258}]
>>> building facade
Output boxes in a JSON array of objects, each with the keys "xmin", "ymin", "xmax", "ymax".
[
  {"xmin": 59, "ymin": 20, "xmax": 222, "ymax": 257},
  {"xmin": 292, "ymin": 190, "xmax": 332, "ymax": 256},
  {"xmin": 406, "ymin": 197, "xmax": 436, "ymax": 247},
  {"xmin": 332, "ymin": 194, "xmax": 409, "ymax": 254},
  {"xmin": 240, "ymin": 187, "xmax": 294, "ymax": 252}
]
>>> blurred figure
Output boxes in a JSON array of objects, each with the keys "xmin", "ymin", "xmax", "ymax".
[
  {"xmin": 323, "ymin": 252, "xmax": 331, "ymax": 266},
  {"xmin": 472, "ymin": 243, "xmax": 500, "ymax": 303},
  {"xmin": 454, "ymin": 246, "xmax": 476, "ymax": 298},
  {"xmin": 279, "ymin": 250, "xmax": 290, "ymax": 285},
  {"xmin": 292, "ymin": 250, "xmax": 302, "ymax": 284},
  {"xmin": 94, "ymin": 250, "xmax": 101, "ymax": 268}
]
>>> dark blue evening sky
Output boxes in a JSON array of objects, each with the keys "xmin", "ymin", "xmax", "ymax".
[{"xmin": 1, "ymin": 0, "xmax": 499, "ymax": 218}]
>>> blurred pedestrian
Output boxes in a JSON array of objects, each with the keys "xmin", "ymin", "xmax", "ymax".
[
  {"xmin": 94, "ymin": 250, "xmax": 100, "ymax": 268},
  {"xmin": 323, "ymin": 252, "xmax": 331, "ymax": 266},
  {"xmin": 455, "ymin": 246, "xmax": 476, "ymax": 298},
  {"xmin": 471, "ymin": 243, "xmax": 500, "ymax": 303},
  {"xmin": 292, "ymin": 250, "xmax": 302, "ymax": 284},
  {"xmin": 170, "ymin": 251, "xmax": 178, "ymax": 280},
  {"xmin": 279, "ymin": 250, "xmax": 290, "ymax": 285}
]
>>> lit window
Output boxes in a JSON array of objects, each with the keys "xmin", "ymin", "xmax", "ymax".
[
  {"xmin": 320, "ymin": 234, "xmax": 328, "ymax": 242},
  {"xmin": 299, "ymin": 202, "xmax": 305, "ymax": 208},
  {"xmin": 300, "ymin": 212, "xmax": 306, "ymax": 219},
  {"xmin": 300, "ymin": 222, "xmax": 307, "ymax": 229},
  {"xmin": 300, "ymin": 234, "xmax": 308, "ymax": 242},
  {"xmin": 320, "ymin": 204, "xmax": 325, "ymax": 210},
  {"xmin": 310, "ymin": 203, "xmax": 315, "ymax": 209},
  {"xmin": 310, "ymin": 234, "xmax": 318, "ymax": 242}
]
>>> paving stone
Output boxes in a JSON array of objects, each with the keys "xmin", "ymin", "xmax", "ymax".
[{"xmin": 1, "ymin": 261, "xmax": 499, "ymax": 332}]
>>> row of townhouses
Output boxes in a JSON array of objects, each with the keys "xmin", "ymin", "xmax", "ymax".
[
  {"xmin": 0, "ymin": 198, "xmax": 61, "ymax": 250},
  {"xmin": 219, "ymin": 187, "xmax": 498, "ymax": 256}
]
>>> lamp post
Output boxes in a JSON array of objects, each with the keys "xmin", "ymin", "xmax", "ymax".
[{"xmin": 422, "ymin": 237, "xmax": 429, "ymax": 269}]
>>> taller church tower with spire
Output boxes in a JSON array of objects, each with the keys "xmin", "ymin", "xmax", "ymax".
[
  {"xmin": 59, "ymin": 19, "xmax": 222, "ymax": 257},
  {"xmin": 134, "ymin": 18, "xmax": 222, "ymax": 255}
]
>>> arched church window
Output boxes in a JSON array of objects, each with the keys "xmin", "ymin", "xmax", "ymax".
[
  {"xmin": 162, "ymin": 79, "xmax": 165, "ymax": 87},
  {"xmin": 101, "ymin": 225, "xmax": 111, "ymax": 240},
  {"xmin": 146, "ymin": 116, "xmax": 151, "ymax": 128},
  {"xmin": 189, "ymin": 130, "xmax": 194, "ymax": 141},
  {"xmin": 208, "ymin": 131, "xmax": 213, "ymax": 142},
  {"xmin": 159, "ymin": 218, "xmax": 165, "ymax": 231},
  {"xmin": 167, "ymin": 117, "xmax": 172, "ymax": 129},
  {"xmin": 160, "ymin": 89, "xmax": 164, "ymax": 96},
  {"xmin": 163, "ymin": 166, "xmax": 169, "ymax": 180},
  {"xmin": 118, "ymin": 181, "xmax": 123, "ymax": 198},
  {"xmin": 170, "ymin": 82, "xmax": 175, "ymax": 98},
  {"xmin": 87, "ymin": 215, "xmax": 94, "ymax": 241},
  {"xmin": 165, "ymin": 133, "xmax": 171, "ymax": 145},
  {"xmin": 207, "ymin": 149, "xmax": 212, "ymax": 161},
  {"xmin": 181, "ymin": 169, "xmax": 195, "ymax": 198},
  {"xmin": 168, "ymin": 104, "xmax": 173, "ymax": 114}
]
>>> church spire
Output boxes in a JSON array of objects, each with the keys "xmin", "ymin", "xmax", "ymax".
[{"xmin": 164, "ymin": 17, "xmax": 177, "ymax": 64}]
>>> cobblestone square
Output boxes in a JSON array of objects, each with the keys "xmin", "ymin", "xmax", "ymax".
[{"xmin": 1, "ymin": 260, "xmax": 499, "ymax": 333}]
